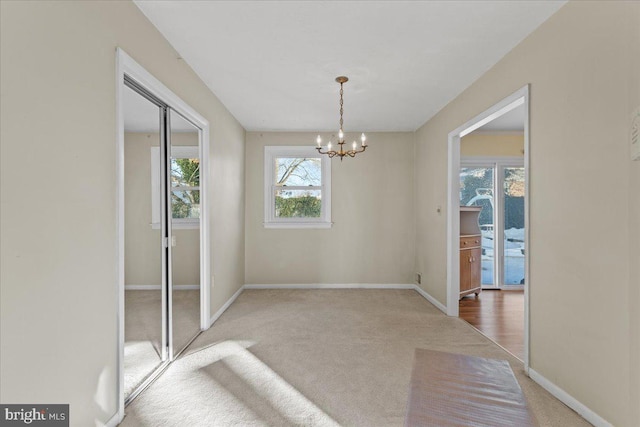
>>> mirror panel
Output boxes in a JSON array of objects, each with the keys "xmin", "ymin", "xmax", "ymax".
[
  {"xmin": 169, "ymin": 109, "xmax": 202, "ymax": 357},
  {"xmin": 123, "ymin": 84, "xmax": 165, "ymax": 400}
]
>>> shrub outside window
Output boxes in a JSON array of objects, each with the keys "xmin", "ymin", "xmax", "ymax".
[{"xmin": 264, "ymin": 146, "xmax": 331, "ymax": 228}]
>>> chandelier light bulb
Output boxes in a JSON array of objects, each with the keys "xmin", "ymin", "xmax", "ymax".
[
  {"xmin": 352, "ymin": 141, "xmax": 357, "ymax": 150},
  {"xmin": 338, "ymin": 129, "xmax": 344, "ymax": 140},
  {"xmin": 361, "ymin": 133, "xmax": 367, "ymax": 145},
  {"xmin": 328, "ymin": 142, "xmax": 332, "ymax": 151},
  {"xmin": 316, "ymin": 135, "xmax": 322, "ymax": 146}
]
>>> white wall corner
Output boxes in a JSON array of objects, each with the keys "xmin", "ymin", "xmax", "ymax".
[
  {"xmin": 528, "ymin": 369, "xmax": 613, "ymax": 427},
  {"xmin": 209, "ymin": 286, "xmax": 244, "ymax": 327},
  {"xmin": 412, "ymin": 285, "xmax": 448, "ymax": 314}
]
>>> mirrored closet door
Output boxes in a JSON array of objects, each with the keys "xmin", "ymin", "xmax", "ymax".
[{"xmin": 123, "ymin": 78, "xmax": 202, "ymax": 405}]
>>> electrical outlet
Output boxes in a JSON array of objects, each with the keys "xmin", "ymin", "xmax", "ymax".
[{"xmin": 416, "ymin": 273, "xmax": 422, "ymax": 284}]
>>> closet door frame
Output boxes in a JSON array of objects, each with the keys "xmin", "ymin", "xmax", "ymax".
[{"xmin": 116, "ymin": 48, "xmax": 211, "ymax": 421}]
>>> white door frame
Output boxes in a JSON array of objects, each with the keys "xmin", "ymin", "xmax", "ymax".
[
  {"xmin": 446, "ymin": 85, "xmax": 530, "ymax": 371},
  {"xmin": 115, "ymin": 47, "xmax": 212, "ymax": 420}
]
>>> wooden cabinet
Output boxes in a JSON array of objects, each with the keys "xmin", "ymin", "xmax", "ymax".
[
  {"xmin": 460, "ymin": 241, "xmax": 482, "ymax": 298},
  {"xmin": 460, "ymin": 206, "xmax": 482, "ymax": 299}
]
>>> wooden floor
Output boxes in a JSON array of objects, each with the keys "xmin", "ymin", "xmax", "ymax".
[{"xmin": 459, "ymin": 290, "xmax": 524, "ymax": 360}]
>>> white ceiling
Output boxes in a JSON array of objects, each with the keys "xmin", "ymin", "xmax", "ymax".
[
  {"xmin": 479, "ymin": 104, "xmax": 525, "ymax": 132},
  {"xmin": 134, "ymin": 1, "xmax": 565, "ymax": 132}
]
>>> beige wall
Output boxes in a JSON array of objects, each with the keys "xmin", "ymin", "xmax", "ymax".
[
  {"xmin": 0, "ymin": 2, "xmax": 245, "ymax": 426},
  {"xmin": 461, "ymin": 132, "xmax": 524, "ymax": 157},
  {"xmin": 414, "ymin": 1, "xmax": 639, "ymax": 425},
  {"xmin": 124, "ymin": 132, "xmax": 200, "ymax": 286},
  {"xmin": 245, "ymin": 132, "xmax": 415, "ymax": 284}
]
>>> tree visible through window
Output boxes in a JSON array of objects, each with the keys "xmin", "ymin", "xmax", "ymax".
[
  {"xmin": 264, "ymin": 146, "xmax": 331, "ymax": 228},
  {"xmin": 275, "ymin": 157, "xmax": 321, "ymax": 218}
]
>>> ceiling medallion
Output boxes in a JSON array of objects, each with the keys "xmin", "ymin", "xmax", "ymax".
[{"xmin": 315, "ymin": 76, "xmax": 367, "ymax": 161}]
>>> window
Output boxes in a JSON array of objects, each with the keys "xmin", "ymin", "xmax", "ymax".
[
  {"xmin": 151, "ymin": 146, "xmax": 200, "ymax": 229},
  {"xmin": 264, "ymin": 146, "xmax": 331, "ymax": 228}
]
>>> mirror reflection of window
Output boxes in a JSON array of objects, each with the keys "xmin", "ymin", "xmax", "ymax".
[{"xmin": 170, "ymin": 147, "xmax": 200, "ymax": 221}]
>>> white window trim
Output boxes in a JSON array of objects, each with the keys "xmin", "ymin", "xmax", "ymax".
[
  {"xmin": 264, "ymin": 146, "xmax": 332, "ymax": 229},
  {"xmin": 461, "ymin": 156, "xmax": 524, "ymax": 166},
  {"xmin": 151, "ymin": 145, "xmax": 200, "ymax": 229}
]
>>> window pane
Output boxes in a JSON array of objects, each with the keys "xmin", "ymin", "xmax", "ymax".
[
  {"xmin": 460, "ymin": 167, "xmax": 494, "ymax": 286},
  {"xmin": 171, "ymin": 158, "xmax": 200, "ymax": 187},
  {"xmin": 276, "ymin": 157, "xmax": 321, "ymax": 186},
  {"xmin": 171, "ymin": 190, "xmax": 200, "ymax": 219},
  {"xmin": 504, "ymin": 167, "xmax": 525, "ymax": 285},
  {"xmin": 275, "ymin": 189, "xmax": 321, "ymax": 218}
]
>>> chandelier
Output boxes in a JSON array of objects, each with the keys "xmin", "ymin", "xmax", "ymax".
[{"xmin": 315, "ymin": 76, "xmax": 367, "ymax": 160}]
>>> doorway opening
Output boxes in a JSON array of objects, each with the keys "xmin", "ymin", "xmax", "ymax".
[
  {"xmin": 446, "ymin": 86, "xmax": 530, "ymax": 369},
  {"xmin": 116, "ymin": 48, "xmax": 211, "ymax": 421}
]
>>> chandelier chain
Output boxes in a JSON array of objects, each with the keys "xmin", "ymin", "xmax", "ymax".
[{"xmin": 339, "ymin": 83, "xmax": 344, "ymax": 133}]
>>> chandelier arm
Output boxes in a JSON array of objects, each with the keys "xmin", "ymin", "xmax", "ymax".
[
  {"xmin": 346, "ymin": 146, "xmax": 366, "ymax": 156},
  {"xmin": 317, "ymin": 147, "xmax": 338, "ymax": 158}
]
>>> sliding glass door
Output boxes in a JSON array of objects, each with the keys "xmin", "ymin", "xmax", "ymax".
[
  {"xmin": 502, "ymin": 166, "xmax": 525, "ymax": 286},
  {"xmin": 460, "ymin": 159, "xmax": 525, "ymax": 288}
]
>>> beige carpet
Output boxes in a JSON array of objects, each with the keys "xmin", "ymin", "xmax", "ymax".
[{"xmin": 121, "ymin": 289, "xmax": 589, "ymax": 426}]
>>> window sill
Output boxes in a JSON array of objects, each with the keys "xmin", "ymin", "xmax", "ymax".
[
  {"xmin": 150, "ymin": 222, "xmax": 200, "ymax": 230},
  {"xmin": 263, "ymin": 222, "xmax": 333, "ymax": 229}
]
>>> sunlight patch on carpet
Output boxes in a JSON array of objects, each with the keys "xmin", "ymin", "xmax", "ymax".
[
  {"xmin": 198, "ymin": 340, "xmax": 340, "ymax": 426},
  {"xmin": 126, "ymin": 340, "xmax": 339, "ymax": 426}
]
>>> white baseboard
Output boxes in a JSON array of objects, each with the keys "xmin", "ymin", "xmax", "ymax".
[
  {"xmin": 103, "ymin": 411, "xmax": 121, "ymax": 427},
  {"xmin": 243, "ymin": 283, "xmax": 448, "ymax": 315},
  {"xmin": 208, "ymin": 286, "xmax": 244, "ymax": 327},
  {"xmin": 243, "ymin": 283, "xmax": 415, "ymax": 290},
  {"xmin": 412, "ymin": 284, "xmax": 448, "ymax": 314},
  {"xmin": 206, "ymin": 283, "xmax": 418, "ymax": 329},
  {"xmin": 125, "ymin": 284, "xmax": 199, "ymax": 291},
  {"xmin": 528, "ymin": 369, "xmax": 612, "ymax": 427}
]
